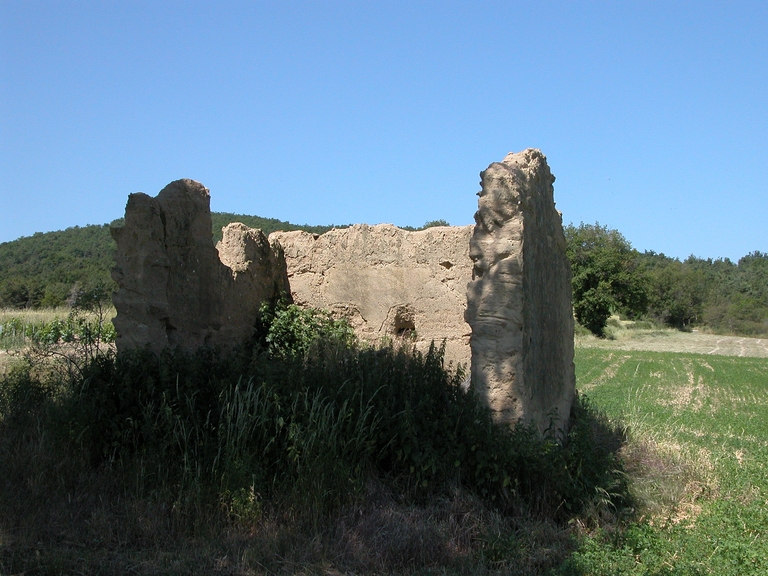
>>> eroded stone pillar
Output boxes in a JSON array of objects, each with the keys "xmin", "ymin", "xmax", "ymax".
[
  {"xmin": 465, "ymin": 149, "xmax": 575, "ymax": 433},
  {"xmin": 111, "ymin": 179, "xmax": 290, "ymax": 354}
]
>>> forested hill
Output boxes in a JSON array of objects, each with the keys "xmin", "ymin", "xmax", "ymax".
[
  {"xmin": 0, "ymin": 214, "xmax": 348, "ymax": 309},
  {"xmin": 0, "ymin": 224, "xmax": 116, "ymax": 308}
]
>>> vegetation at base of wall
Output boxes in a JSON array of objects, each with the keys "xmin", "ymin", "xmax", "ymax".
[
  {"xmin": 56, "ymin": 302, "xmax": 630, "ymax": 518},
  {"xmin": 5, "ymin": 318, "xmax": 765, "ymax": 574},
  {"xmin": 1, "ymin": 303, "xmax": 630, "ymax": 575},
  {"xmin": 2, "ymin": 204, "xmax": 762, "ymax": 574}
]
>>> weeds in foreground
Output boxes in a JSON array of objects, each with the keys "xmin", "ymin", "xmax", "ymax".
[{"xmin": 0, "ymin": 303, "xmax": 631, "ymax": 574}]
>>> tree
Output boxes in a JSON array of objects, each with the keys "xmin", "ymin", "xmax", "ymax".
[
  {"xmin": 422, "ymin": 219, "xmax": 450, "ymax": 228},
  {"xmin": 645, "ymin": 259, "xmax": 707, "ymax": 329},
  {"xmin": 565, "ymin": 223, "xmax": 649, "ymax": 336}
]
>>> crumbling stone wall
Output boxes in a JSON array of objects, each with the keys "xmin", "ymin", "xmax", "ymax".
[
  {"xmin": 271, "ymin": 224, "xmax": 474, "ymax": 368},
  {"xmin": 465, "ymin": 149, "xmax": 575, "ymax": 433},
  {"xmin": 111, "ymin": 179, "xmax": 289, "ymax": 354},
  {"xmin": 111, "ymin": 154, "xmax": 575, "ymax": 435}
]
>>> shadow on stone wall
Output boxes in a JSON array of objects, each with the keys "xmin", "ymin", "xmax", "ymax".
[
  {"xmin": 111, "ymin": 151, "xmax": 575, "ymax": 435},
  {"xmin": 111, "ymin": 179, "xmax": 289, "ymax": 354},
  {"xmin": 465, "ymin": 149, "xmax": 575, "ymax": 434}
]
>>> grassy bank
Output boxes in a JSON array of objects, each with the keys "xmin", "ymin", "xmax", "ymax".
[
  {"xmin": 0, "ymin": 304, "xmax": 628, "ymax": 575},
  {"xmin": 560, "ymin": 348, "xmax": 768, "ymax": 574}
]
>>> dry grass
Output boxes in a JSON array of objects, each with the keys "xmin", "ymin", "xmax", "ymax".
[
  {"xmin": 0, "ymin": 306, "xmax": 115, "ymax": 326},
  {"xmin": 576, "ymin": 319, "xmax": 768, "ymax": 358},
  {"xmin": 619, "ymin": 431, "xmax": 717, "ymax": 527},
  {"xmin": 0, "ymin": 307, "xmax": 71, "ymax": 325}
]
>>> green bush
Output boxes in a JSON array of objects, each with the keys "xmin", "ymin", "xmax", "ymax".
[{"xmin": 255, "ymin": 300, "xmax": 356, "ymax": 359}]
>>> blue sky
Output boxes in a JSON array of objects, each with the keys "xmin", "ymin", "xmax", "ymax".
[{"xmin": 1, "ymin": 1, "xmax": 766, "ymax": 261}]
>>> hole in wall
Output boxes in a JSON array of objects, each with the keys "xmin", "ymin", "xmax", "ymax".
[{"xmin": 382, "ymin": 304, "xmax": 416, "ymax": 339}]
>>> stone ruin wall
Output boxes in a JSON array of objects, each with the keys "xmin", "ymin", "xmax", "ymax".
[
  {"xmin": 465, "ymin": 149, "xmax": 575, "ymax": 432},
  {"xmin": 271, "ymin": 224, "xmax": 474, "ymax": 369},
  {"xmin": 112, "ymin": 149, "xmax": 575, "ymax": 433},
  {"xmin": 111, "ymin": 179, "xmax": 290, "ymax": 354}
]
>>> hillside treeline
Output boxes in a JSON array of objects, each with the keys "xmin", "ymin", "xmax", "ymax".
[
  {"xmin": 0, "ymin": 224, "xmax": 116, "ymax": 309},
  {"xmin": 0, "ymin": 214, "xmax": 345, "ymax": 309},
  {"xmin": 641, "ymin": 250, "xmax": 768, "ymax": 335},
  {"xmin": 209, "ymin": 212, "xmax": 343, "ymax": 243},
  {"xmin": 1, "ymin": 219, "xmax": 765, "ymax": 337},
  {"xmin": 565, "ymin": 223, "xmax": 768, "ymax": 336}
]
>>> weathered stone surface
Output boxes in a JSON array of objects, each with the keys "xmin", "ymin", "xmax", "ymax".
[
  {"xmin": 465, "ymin": 149, "xmax": 575, "ymax": 433},
  {"xmin": 271, "ymin": 224, "xmax": 474, "ymax": 368},
  {"xmin": 111, "ymin": 157, "xmax": 574, "ymax": 434},
  {"xmin": 111, "ymin": 179, "xmax": 289, "ymax": 354}
]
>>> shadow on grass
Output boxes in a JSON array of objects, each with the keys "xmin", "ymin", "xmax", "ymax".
[{"xmin": 1, "ymin": 345, "xmax": 633, "ymax": 575}]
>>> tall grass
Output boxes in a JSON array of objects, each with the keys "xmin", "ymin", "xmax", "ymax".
[
  {"xmin": 0, "ymin": 303, "xmax": 630, "ymax": 575},
  {"xmin": 69, "ymin": 339, "xmax": 625, "ymax": 519}
]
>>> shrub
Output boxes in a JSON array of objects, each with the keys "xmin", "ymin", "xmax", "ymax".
[{"xmin": 255, "ymin": 300, "xmax": 356, "ymax": 359}]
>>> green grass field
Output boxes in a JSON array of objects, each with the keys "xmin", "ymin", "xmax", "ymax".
[{"xmin": 566, "ymin": 347, "xmax": 768, "ymax": 575}]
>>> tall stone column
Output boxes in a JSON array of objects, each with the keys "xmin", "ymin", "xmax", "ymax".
[
  {"xmin": 465, "ymin": 149, "xmax": 575, "ymax": 434},
  {"xmin": 111, "ymin": 179, "xmax": 290, "ymax": 354}
]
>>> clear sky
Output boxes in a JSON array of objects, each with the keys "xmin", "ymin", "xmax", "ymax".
[{"xmin": 1, "ymin": 1, "xmax": 766, "ymax": 261}]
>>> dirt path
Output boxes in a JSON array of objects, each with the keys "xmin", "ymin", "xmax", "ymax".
[{"xmin": 576, "ymin": 330, "xmax": 768, "ymax": 358}]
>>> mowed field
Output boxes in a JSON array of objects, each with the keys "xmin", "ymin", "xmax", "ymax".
[
  {"xmin": 569, "ymin": 331, "xmax": 768, "ymax": 575},
  {"xmin": 577, "ymin": 328, "xmax": 768, "ymax": 357}
]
